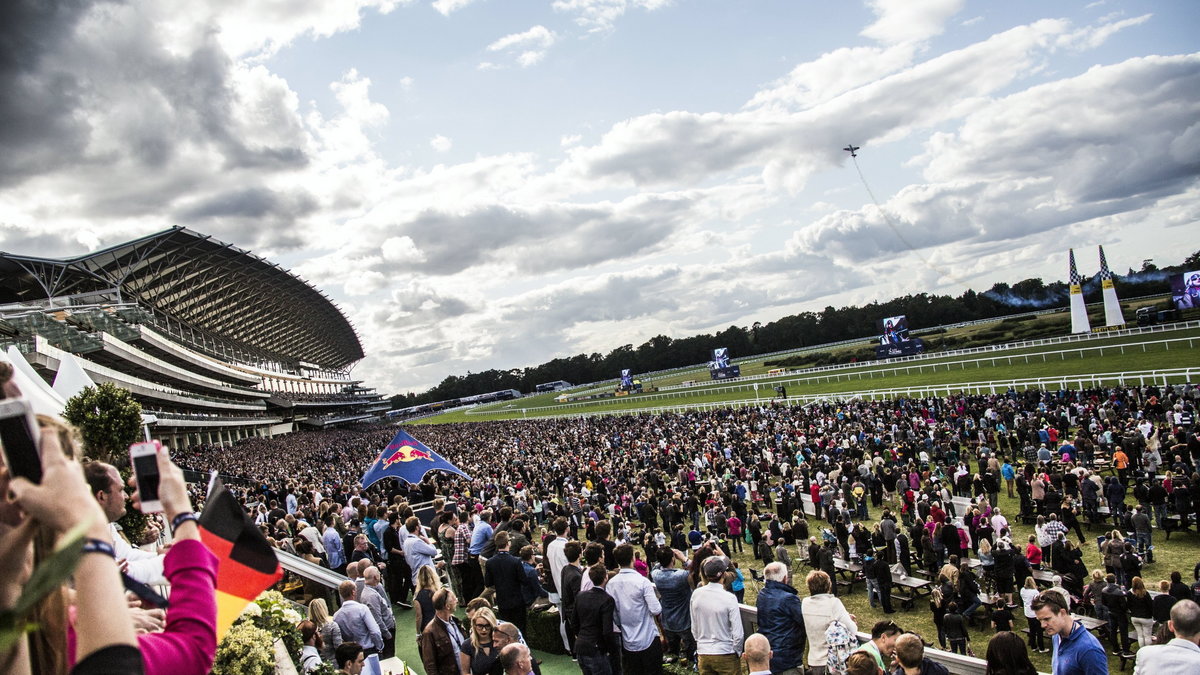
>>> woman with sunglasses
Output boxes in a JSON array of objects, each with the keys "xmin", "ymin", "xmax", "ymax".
[{"xmin": 460, "ymin": 607, "xmax": 501, "ymax": 675}]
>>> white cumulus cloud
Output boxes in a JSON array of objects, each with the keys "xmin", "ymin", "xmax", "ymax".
[
  {"xmin": 431, "ymin": 0, "xmax": 479, "ymax": 16},
  {"xmin": 861, "ymin": 0, "xmax": 965, "ymax": 45}
]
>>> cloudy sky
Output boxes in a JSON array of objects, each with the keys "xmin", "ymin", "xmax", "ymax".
[{"xmin": 1, "ymin": 0, "xmax": 1198, "ymax": 396}]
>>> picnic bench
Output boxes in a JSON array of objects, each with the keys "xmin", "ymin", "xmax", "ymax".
[
  {"xmin": 909, "ymin": 557, "xmax": 981, "ymax": 580},
  {"xmin": 889, "ymin": 573, "xmax": 933, "ymax": 610},
  {"xmin": 1163, "ymin": 513, "xmax": 1189, "ymax": 540},
  {"xmin": 832, "ymin": 557, "xmax": 864, "ymax": 591},
  {"xmin": 1031, "ymin": 568, "xmax": 1056, "ymax": 587},
  {"xmin": 1022, "ymin": 613, "xmax": 1105, "ymax": 636}
]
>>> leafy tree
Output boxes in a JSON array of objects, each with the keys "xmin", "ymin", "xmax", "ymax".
[
  {"xmin": 62, "ymin": 382, "xmax": 149, "ymax": 542},
  {"xmin": 391, "ymin": 248, "xmax": 1198, "ymax": 405},
  {"xmin": 63, "ymin": 382, "xmax": 144, "ymax": 467}
]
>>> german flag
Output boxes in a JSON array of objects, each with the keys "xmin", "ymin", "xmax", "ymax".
[{"xmin": 199, "ymin": 477, "xmax": 283, "ymax": 638}]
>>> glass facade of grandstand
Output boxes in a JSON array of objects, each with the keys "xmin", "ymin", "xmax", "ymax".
[{"xmin": 0, "ymin": 227, "xmax": 387, "ymax": 447}]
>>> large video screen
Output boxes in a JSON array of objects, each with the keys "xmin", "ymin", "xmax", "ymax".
[
  {"xmin": 711, "ymin": 347, "xmax": 730, "ymax": 369},
  {"xmin": 620, "ymin": 369, "xmax": 634, "ymax": 388},
  {"xmin": 1170, "ymin": 271, "xmax": 1200, "ymax": 310},
  {"xmin": 878, "ymin": 315, "xmax": 910, "ymax": 346}
]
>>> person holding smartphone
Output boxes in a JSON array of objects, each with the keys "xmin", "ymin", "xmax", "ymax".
[
  {"xmin": 8, "ymin": 422, "xmax": 143, "ymax": 674},
  {"xmin": 128, "ymin": 443, "xmax": 220, "ymax": 675},
  {"xmin": 82, "ymin": 460, "xmax": 167, "ymax": 585}
]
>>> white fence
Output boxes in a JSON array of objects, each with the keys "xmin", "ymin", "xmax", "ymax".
[
  {"xmin": 477, "ymin": 367, "xmax": 1200, "ymax": 421},
  {"xmin": 656, "ymin": 320, "xmax": 1200, "ymax": 392},
  {"xmin": 467, "ymin": 334, "xmax": 1199, "ymax": 418}
]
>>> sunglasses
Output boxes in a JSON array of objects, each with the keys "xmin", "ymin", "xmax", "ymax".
[
  {"xmin": 1035, "ymin": 590, "xmax": 1069, "ymax": 611},
  {"xmin": 475, "ymin": 623, "xmax": 492, "ymax": 629}
]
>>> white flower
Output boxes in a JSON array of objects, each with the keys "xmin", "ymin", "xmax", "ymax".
[
  {"xmin": 282, "ymin": 608, "xmax": 302, "ymax": 624},
  {"xmin": 240, "ymin": 602, "xmax": 263, "ymax": 618}
]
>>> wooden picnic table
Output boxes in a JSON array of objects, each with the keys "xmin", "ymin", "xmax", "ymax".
[
  {"xmin": 1031, "ymin": 568, "xmax": 1056, "ymax": 587},
  {"xmin": 1023, "ymin": 613, "xmax": 1105, "ymax": 636},
  {"xmin": 889, "ymin": 573, "xmax": 933, "ymax": 609},
  {"xmin": 832, "ymin": 557, "xmax": 863, "ymax": 591}
]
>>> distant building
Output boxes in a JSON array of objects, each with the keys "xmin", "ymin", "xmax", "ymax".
[{"xmin": 0, "ymin": 227, "xmax": 385, "ymax": 448}]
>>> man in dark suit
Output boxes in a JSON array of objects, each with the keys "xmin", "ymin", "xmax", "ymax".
[
  {"xmin": 419, "ymin": 588, "xmax": 466, "ymax": 675},
  {"xmin": 560, "ymin": 541, "xmax": 585, "ymax": 656},
  {"xmin": 575, "ymin": 565, "xmax": 620, "ymax": 675},
  {"xmin": 486, "ymin": 531, "xmax": 530, "ymax": 632}
]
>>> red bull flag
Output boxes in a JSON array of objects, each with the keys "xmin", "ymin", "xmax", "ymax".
[{"xmin": 360, "ymin": 429, "xmax": 471, "ymax": 489}]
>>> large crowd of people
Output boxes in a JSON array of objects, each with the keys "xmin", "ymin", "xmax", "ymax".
[
  {"xmin": 180, "ymin": 381, "xmax": 1200, "ymax": 675},
  {"xmin": 5, "ymin": 343, "xmax": 1200, "ymax": 675}
]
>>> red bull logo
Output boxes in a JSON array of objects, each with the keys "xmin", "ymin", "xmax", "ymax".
[{"xmin": 381, "ymin": 441, "xmax": 434, "ymax": 467}]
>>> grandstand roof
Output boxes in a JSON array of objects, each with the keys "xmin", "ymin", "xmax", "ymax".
[{"xmin": 0, "ymin": 227, "xmax": 364, "ymax": 368}]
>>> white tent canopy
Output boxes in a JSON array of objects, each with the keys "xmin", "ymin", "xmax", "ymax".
[
  {"xmin": 4, "ymin": 346, "xmax": 66, "ymax": 420},
  {"xmin": 4, "ymin": 347, "xmax": 156, "ymax": 427}
]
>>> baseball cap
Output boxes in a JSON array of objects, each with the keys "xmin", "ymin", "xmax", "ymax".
[
  {"xmin": 688, "ymin": 530, "xmax": 704, "ymax": 549},
  {"xmin": 702, "ymin": 556, "xmax": 730, "ymax": 579}
]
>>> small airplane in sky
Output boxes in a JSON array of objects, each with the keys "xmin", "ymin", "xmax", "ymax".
[{"xmin": 843, "ymin": 144, "xmax": 860, "ymax": 158}]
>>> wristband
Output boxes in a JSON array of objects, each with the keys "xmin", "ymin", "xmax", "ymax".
[
  {"xmin": 82, "ymin": 538, "xmax": 117, "ymax": 558},
  {"xmin": 171, "ymin": 512, "xmax": 200, "ymax": 531}
]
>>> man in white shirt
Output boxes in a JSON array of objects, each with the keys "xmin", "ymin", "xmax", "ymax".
[
  {"xmin": 991, "ymin": 508, "xmax": 1009, "ymax": 537},
  {"xmin": 690, "ymin": 556, "xmax": 744, "ymax": 675},
  {"xmin": 606, "ymin": 543, "xmax": 665, "ymax": 674},
  {"xmin": 85, "ymin": 462, "xmax": 165, "ymax": 585},
  {"xmin": 544, "ymin": 518, "xmax": 571, "ymax": 652}
]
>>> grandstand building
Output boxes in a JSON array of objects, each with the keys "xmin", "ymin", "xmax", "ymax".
[{"xmin": 0, "ymin": 227, "xmax": 387, "ymax": 448}]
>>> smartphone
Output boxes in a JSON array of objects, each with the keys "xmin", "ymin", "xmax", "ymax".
[
  {"xmin": 0, "ymin": 398, "xmax": 41, "ymax": 484},
  {"xmin": 129, "ymin": 441, "xmax": 162, "ymax": 513}
]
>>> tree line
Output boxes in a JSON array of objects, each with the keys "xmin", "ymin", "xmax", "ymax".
[{"xmin": 389, "ymin": 250, "xmax": 1200, "ymax": 407}]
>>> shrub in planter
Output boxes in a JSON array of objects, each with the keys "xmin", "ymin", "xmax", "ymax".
[{"xmin": 522, "ymin": 608, "xmax": 569, "ymax": 655}]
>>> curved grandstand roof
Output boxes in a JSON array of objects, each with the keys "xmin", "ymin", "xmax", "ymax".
[{"xmin": 0, "ymin": 227, "xmax": 364, "ymax": 369}]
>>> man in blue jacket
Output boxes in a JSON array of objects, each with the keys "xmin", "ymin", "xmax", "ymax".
[
  {"xmin": 1033, "ymin": 589, "xmax": 1107, "ymax": 675},
  {"xmin": 755, "ymin": 562, "xmax": 806, "ymax": 675}
]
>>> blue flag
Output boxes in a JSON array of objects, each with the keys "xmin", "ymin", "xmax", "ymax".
[{"xmin": 360, "ymin": 429, "xmax": 470, "ymax": 489}]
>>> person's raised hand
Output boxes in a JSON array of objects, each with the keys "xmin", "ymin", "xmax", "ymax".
[
  {"xmin": 132, "ymin": 445, "xmax": 192, "ymax": 522},
  {"xmin": 9, "ymin": 431, "xmax": 107, "ymax": 539}
]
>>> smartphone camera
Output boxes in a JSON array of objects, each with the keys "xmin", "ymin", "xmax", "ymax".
[
  {"xmin": 0, "ymin": 398, "xmax": 41, "ymax": 484},
  {"xmin": 130, "ymin": 441, "xmax": 163, "ymax": 513}
]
